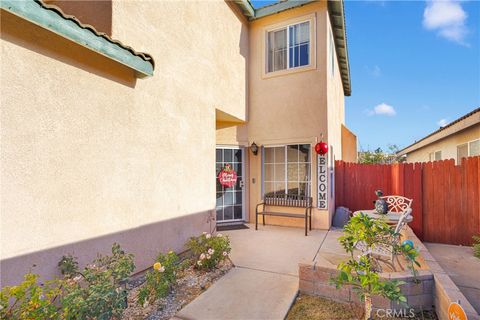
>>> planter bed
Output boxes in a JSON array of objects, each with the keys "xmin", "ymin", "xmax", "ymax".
[
  {"xmin": 287, "ymin": 294, "xmax": 438, "ymax": 320},
  {"xmin": 122, "ymin": 259, "xmax": 233, "ymax": 319}
]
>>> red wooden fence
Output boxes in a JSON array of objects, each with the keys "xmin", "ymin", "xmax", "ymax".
[{"xmin": 335, "ymin": 156, "xmax": 480, "ymax": 246}]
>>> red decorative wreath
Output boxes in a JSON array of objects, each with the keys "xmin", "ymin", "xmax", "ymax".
[{"xmin": 217, "ymin": 164, "xmax": 238, "ymax": 188}]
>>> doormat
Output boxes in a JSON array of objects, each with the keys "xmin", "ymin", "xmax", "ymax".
[{"xmin": 216, "ymin": 224, "xmax": 249, "ymax": 231}]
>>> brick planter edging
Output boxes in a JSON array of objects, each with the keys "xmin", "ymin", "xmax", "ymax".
[
  {"xmin": 299, "ymin": 261, "xmax": 434, "ymax": 312},
  {"xmin": 299, "ymin": 227, "xmax": 480, "ymax": 320},
  {"xmin": 404, "ymin": 227, "xmax": 480, "ymax": 320}
]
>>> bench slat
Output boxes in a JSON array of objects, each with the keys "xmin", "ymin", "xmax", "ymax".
[{"xmin": 260, "ymin": 212, "xmax": 306, "ymax": 218}]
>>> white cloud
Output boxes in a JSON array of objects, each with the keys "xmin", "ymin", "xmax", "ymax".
[
  {"xmin": 368, "ymin": 103, "xmax": 397, "ymax": 116},
  {"xmin": 423, "ymin": 0, "xmax": 469, "ymax": 45},
  {"xmin": 364, "ymin": 65, "xmax": 382, "ymax": 78},
  {"xmin": 437, "ymin": 118, "xmax": 449, "ymax": 127},
  {"xmin": 372, "ymin": 65, "xmax": 382, "ymax": 77}
]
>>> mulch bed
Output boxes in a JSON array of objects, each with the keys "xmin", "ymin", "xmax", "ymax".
[
  {"xmin": 286, "ymin": 294, "xmax": 438, "ymax": 320},
  {"xmin": 122, "ymin": 259, "xmax": 233, "ymax": 320}
]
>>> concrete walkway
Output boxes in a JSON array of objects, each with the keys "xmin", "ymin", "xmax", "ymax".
[
  {"xmin": 176, "ymin": 225, "xmax": 328, "ymax": 320},
  {"xmin": 424, "ymin": 242, "xmax": 480, "ymax": 314}
]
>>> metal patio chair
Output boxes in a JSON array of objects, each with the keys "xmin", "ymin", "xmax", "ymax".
[{"xmin": 355, "ymin": 207, "xmax": 413, "ymax": 270}]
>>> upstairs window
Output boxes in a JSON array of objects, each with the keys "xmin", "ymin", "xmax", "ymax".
[{"xmin": 267, "ymin": 21, "xmax": 311, "ymax": 73}]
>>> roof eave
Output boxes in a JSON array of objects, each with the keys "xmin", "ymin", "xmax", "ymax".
[
  {"xmin": 397, "ymin": 108, "xmax": 480, "ymax": 156},
  {"xmin": 1, "ymin": 0, "xmax": 154, "ymax": 78},
  {"xmin": 233, "ymin": 0, "xmax": 255, "ymax": 19},
  {"xmin": 254, "ymin": 0, "xmax": 316, "ymax": 19},
  {"xmin": 328, "ymin": 0, "xmax": 351, "ymax": 96}
]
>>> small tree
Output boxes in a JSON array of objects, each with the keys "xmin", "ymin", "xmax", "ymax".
[
  {"xmin": 358, "ymin": 144, "xmax": 406, "ymax": 164},
  {"xmin": 331, "ymin": 214, "xmax": 420, "ymax": 320}
]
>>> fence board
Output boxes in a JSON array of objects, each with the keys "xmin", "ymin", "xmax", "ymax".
[{"xmin": 334, "ymin": 156, "xmax": 479, "ymax": 245}]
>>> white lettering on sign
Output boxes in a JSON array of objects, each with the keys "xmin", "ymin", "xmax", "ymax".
[{"xmin": 317, "ymin": 154, "xmax": 328, "ymax": 209}]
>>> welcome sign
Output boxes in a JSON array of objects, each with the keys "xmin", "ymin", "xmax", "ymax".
[{"xmin": 317, "ymin": 154, "xmax": 328, "ymax": 209}]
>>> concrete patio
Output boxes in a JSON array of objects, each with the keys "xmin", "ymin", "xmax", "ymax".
[
  {"xmin": 176, "ymin": 224, "xmax": 328, "ymax": 320},
  {"xmin": 175, "ymin": 224, "xmax": 480, "ymax": 320}
]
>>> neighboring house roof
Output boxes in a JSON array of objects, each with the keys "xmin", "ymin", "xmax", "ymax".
[
  {"xmin": 233, "ymin": 0, "xmax": 351, "ymax": 96},
  {"xmin": 397, "ymin": 107, "xmax": 480, "ymax": 156},
  {"xmin": 1, "ymin": 0, "xmax": 155, "ymax": 77}
]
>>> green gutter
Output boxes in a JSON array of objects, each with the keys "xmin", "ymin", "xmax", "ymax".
[
  {"xmin": 255, "ymin": 0, "xmax": 315, "ymax": 19},
  {"xmin": 327, "ymin": 0, "xmax": 351, "ymax": 96},
  {"xmin": 1, "ymin": 0, "xmax": 154, "ymax": 77},
  {"xmin": 233, "ymin": 0, "xmax": 255, "ymax": 18}
]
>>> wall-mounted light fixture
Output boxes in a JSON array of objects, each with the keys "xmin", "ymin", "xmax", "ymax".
[{"xmin": 251, "ymin": 142, "xmax": 259, "ymax": 156}]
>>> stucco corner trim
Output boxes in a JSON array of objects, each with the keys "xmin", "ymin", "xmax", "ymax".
[{"xmin": 1, "ymin": 0, "xmax": 155, "ymax": 78}]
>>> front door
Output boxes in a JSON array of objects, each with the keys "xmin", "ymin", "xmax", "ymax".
[{"xmin": 216, "ymin": 147, "xmax": 244, "ymax": 223}]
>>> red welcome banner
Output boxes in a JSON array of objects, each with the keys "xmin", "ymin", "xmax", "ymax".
[{"xmin": 218, "ymin": 164, "xmax": 237, "ymax": 188}]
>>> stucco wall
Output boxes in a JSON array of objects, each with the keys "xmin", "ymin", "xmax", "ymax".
[
  {"xmin": 1, "ymin": 1, "xmax": 248, "ymax": 285},
  {"xmin": 405, "ymin": 124, "xmax": 480, "ymax": 164},
  {"xmin": 325, "ymin": 12, "xmax": 347, "ymax": 222},
  {"xmin": 341, "ymin": 125, "xmax": 357, "ymax": 163},
  {"xmin": 246, "ymin": 1, "xmax": 333, "ymax": 229}
]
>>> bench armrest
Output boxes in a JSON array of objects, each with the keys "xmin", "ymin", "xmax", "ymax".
[{"xmin": 256, "ymin": 202, "xmax": 265, "ymax": 213}]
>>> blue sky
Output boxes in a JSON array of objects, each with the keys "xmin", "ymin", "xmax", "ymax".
[{"xmin": 251, "ymin": 0, "xmax": 480, "ymax": 151}]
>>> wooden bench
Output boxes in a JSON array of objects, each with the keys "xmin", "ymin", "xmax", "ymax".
[{"xmin": 255, "ymin": 194, "xmax": 313, "ymax": 236}]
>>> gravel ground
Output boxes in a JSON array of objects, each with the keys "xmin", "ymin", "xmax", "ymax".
[{"xmin": 122, "ymin": 259, "xmax": 233, "ymax": 320}]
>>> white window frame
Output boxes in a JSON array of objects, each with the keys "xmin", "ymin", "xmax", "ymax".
[
  {"xmin": 263, "ymin": 13, "xmax": 316, "ymax": 78},
  {"xmin": 468, "ymin": 138, "xmax": 480, "ymax": 156},
  {"xmin": 429, "ymin": 150, "xmax": 442, "ymax": 161},
  {"xmin": 456, "ymin": 143, "xmax": 468, "ymax": 164},
  {"xmin": 262, "ymin": 144, "xmax": 312, "ymax": 198},
  {"xmin": 456, "ymin": 138, "xmax": 480, "ymax": 163}
]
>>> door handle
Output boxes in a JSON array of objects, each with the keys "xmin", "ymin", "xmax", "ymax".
[{"xmin": 239, "ymin": 180, "xmax": 245, "ymax": 188}]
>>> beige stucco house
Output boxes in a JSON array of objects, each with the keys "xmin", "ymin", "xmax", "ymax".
[
  {"xmin": 398, "ymin": 108, "xmax": 480, "ymax": 164},
  {"xmin": 1, "ymin": 0, "xmax": 354, "ymax": 285}
]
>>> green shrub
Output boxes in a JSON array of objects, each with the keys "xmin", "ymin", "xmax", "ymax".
[
  {"xmin": 473, "ymin": 235, "xmax": 480, "ymax": 259},
  {"xmin": 137, "ymin": 251, "xmax": 179, "ymax": 306},
  {"xmin": 331, "ymin": 214, "xmax": 420, "ymax": 320},
  {"xmin": 0, "ymin": 273, "xmax": 62, "ymax": 320},
  {"xmin": 60, "ymin": 243, "xmax": 135, "ymax": 320},
  {"xmin": 58, "ymin": 254, "xmax": 79, "ymax": 278},
  {"xmin": 186, "ymin": 232, "xmax": 231, "ymax": 270}
]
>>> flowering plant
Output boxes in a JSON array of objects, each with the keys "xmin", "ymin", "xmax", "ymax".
[
  {"xmin": 137, "ymin": 251, "xmax": 179, "ymax": 306},
  {"xmin": 61, "ymin": 243, "xmax": 135, "ymax": 319},
  {"xmin": 186, "ymin": 232, "xmax": 231, "ymax": 270},
  {"xmin": 0, "ymin": 273, "xmax": 62, "ymax": 320}
]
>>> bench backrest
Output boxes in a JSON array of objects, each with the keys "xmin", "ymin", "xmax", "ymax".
[
  {"xmin": 264, "ymin": 194, "xmax": 313, "ymax": 208},
  {"xmin": 380, "ymin": 195, "xmax": 413, "ymax": 213}
]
